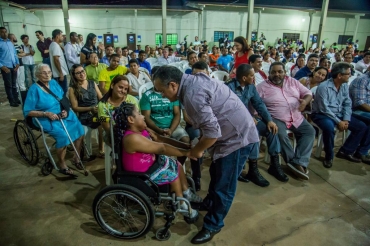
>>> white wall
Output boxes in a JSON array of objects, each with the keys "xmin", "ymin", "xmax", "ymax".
[{"xmin": 2, "ymin": 7, "xmax": 369, "ymax": 62}]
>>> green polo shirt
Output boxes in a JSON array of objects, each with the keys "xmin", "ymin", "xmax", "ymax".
[{"xmin": 85, "ymin": 63, "xmax": 108, "ymax": 84}]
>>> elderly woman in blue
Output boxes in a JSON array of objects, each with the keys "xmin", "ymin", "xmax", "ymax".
[{"xmin": 23, "ymin": 64, "xmax": 84, "ymax": 176}]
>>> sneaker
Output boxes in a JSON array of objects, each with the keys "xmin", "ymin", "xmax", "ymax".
[
  {"xmin": 184, "ymin": 190, "xmax": 203, "ymax": 203},
  {"xmin": 180, "ymin": 203, "xmax": 199, "ymax": 219}
]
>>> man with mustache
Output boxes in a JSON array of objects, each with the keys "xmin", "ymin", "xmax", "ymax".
[{"xmin": 256, "ymin": 62, "xmax": 315, "ymax": 180}]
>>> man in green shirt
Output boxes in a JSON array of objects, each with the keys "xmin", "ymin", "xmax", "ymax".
[
  {"xmin": 140, "ymin": 87, "xmax": 190, "ymax": 164},
  {"xmin": 85, "ymin": 52, "xmax": 107, "ymax": 84}
]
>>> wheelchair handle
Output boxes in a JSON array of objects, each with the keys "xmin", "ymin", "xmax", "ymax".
[{"xmin": 92, "ymin": 117, "xmax": 110, "ymax": 123}]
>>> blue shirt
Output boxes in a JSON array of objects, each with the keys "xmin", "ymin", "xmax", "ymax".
[
  {"xmin": 0, "ymin": 38, "xmax": 19, "ymax": 68},
  {"xmin": 294, "ymin": 66, "xmax": 312, "ymax": 80},
  {"xmin": 217, "ymin": 55, "xmax": 234, "ymax": 71},
  {"xmin": 226, "ymin": 79, "xmax": 272, "ymax": 123},
  {"xmin": 138, "ymin": 59, "xmax": 152, "ymax": 75},
  {"xmin": 349, "ymin": 73, "xmax": 370, "ymax": 108},
  {"xmin": 100, "ymin": 56, "xmax": 110, "ymax": 66},
  {"xmin": 312, "ymin": 79, "xmax": 352, "ymax": 123}
]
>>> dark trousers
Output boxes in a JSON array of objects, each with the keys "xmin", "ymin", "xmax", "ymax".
[
  {"xmin": 54, "ymin": 75, "xmax": 68, "ymax": 94},
  {"xmin": 312, "ymin": 113, "xmax": 370, "ymax": 159},
  {"xmin": 203, "ymin": 143, "xmax": 255, "ymax": 231},
  {"xmin": 1, "ymin": 67, "xmax": 18, "ymax": 103}
]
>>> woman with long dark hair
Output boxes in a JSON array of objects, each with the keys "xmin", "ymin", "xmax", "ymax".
[
  {"xmin": 80, "ymin": 33, "xmax": 104, "ymax": 66},
  {"xmin": 69, "ymin": 64, "xmax": 104, "ymax": 157},
  {"xmin": 233, "ymin": 36, "xmax": 254, "ymax": 70},
  {"xmin": 98, "ymin": 75, "xmax": 139, "ymax": 145}
]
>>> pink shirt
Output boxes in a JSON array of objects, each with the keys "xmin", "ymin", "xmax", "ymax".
[
  {"xmin": 122, "ymin": 130, "xmax": 156, "ymax": 172},
  {"xmin": 256, "ymin": 76, "xmax": 312, "ymax": 128}
]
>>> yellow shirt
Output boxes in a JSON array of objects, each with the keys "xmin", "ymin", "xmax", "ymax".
[
  {"xmin": 98, "ymin": 66, "xmax": 128, "ymax": 92},
  {"xmin": 98, "ymin": 95, "xmax": 140, "ymax": 118},
  {"xmin": 85, "ymin": 63, "xmax": 108, "ymax": 84}
]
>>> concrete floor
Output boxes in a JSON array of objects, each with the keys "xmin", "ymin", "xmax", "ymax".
[{"xmin": 1, "ymin": 98, "xmax": 370, "ymax": 246}]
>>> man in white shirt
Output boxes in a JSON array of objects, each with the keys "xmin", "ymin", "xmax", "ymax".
[
  {"xmin": 312, "ymin": 42, "xmax": 317, "ymax": 50},
  {"xmin": 249, "ymin": 55, "xmax": 268, "ymax": 85},
  {"xmin": 20, "ymin": 34, "xmax": 36, "ymax": 88},
  {"xmin": 193, "ymin": 36, "xmax": 201, "ymax": 46},
  {"xmin": 49, "ymin": 29, "xmax": 69, "ymax": 93},
  {"xmin": 64, "ymin": 32, "xmax": 80, "ymax": 69},
  {"xmin": 157, "ymin": 48, "xmax": 185, "ymax": 64},
  {"xmin": 355, "ymin": 52, "xmax": 370, "ymax": 73},
  {"xmin": 126, "ymin": 59, "xmax": 151, "ymax": 97}
]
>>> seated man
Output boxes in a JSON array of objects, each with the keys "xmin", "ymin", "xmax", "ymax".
[
  {"xmin": 126, "ymin": 59, "xmax": 152, "ymax": 97},
  {"xmin": 312, "ymin": 62, "xmax": 370, "ymax": 167},
  {"xmin": 294, "ymin": 54, "xmax": 319, "ymax": 80},
  {"xmin": 85, "ymin": 52, "xmax": 107, "ymax": 84},
  {"xmin": 257, "ymin": 62, "xmax": 315, "ymax": 180},
  {"xmin": 140, "ymin": 85, "xmax": 190, "ymax": 164},
  {"xmin": 217, "ymin": 47, "xmax": 234, "ymax": 72},
  {"xmin": 184, "ymin": 51, "xmax": 198, "ymax": 74},
  {"xmin": 191, "ymin": 61, "xmax": 209, "ymax": 75},
  {"xmin": 226, "ymin": 64, "xmax": 288, "ymax": 186},
  {"xmin": 98, "ymin": 54, "xmax": 128, "ymax": 94},
  {"xmin": 350, "ymin": 71, "xmax": 370, "ymax": 124},
  {"xmin": 249, "ymin": 54, "xmax": 268, "ymax": 85},
  {"xmin": 137, "ymin": 50, "xmax": 152, "ymax": 75},
  {"xmin": 99, "ymin": 45, "xmax": 114, "ymax": 66},
  {"xmin": 198, "ymin": 52, "xmax": 213, "ymax": 73},
  {"xmin": 355, "ymin": 51, "xmax": 370, "ymax": 73},
  {"xmin": 157, "ymin": 48, "xmax": 185, "ymax": 64}
]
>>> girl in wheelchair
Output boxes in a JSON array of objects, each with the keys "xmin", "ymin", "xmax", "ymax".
[{"xmin": 113, "ymin": 102, "xmax": 202, "ymax": 219}]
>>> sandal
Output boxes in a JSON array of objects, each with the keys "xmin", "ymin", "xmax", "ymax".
[
  {"xmin": 59, "ymin": 168, "xmax": 78, "ymax": 178},
  {"xmin": 71, "ymin": 160, "xmax": 84, "ymax": 170}
]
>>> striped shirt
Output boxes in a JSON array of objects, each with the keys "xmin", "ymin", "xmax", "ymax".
[{"xmin": 349, "ymin": 73, "xmax": 370, "ymax": 108}]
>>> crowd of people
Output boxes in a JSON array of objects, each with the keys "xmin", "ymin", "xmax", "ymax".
[{"xmin": 1, "ymin": 25, "xmax": 370, "ymax": 244}]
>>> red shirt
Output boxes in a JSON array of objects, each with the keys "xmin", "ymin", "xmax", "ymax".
[{"xmin": 234, "ymin": 52, "xmax": 249, "ymax": 69}]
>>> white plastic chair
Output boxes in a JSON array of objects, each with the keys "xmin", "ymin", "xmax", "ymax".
[
  {"xmin": 139, "ymin": 67, "xmax": 149, "ymax": 75},
  {"xmin": 285, "ymin": 62, "xmax": 294, "ymax": 77},
  {"xmin": 146, "ymin": 58, "xmax": 157, "ymax": 67},
  {"xmin": 210, "ymin": 71, "xmax": 230, "ymax": 81},
  {"xmin": 180, "ymin": 60, "xmax": 189, "ymax": 66},
  {"xmin": 264, "ymin": 130, "xmax": 296, "ymax": 164},
  {"xmin": 104, "ymin": 144, "xmax": 113, "ymax": 186},
  {"xmin": 261, "ymin": 62, "xmax": 271, "ymax": 75},
  {"xmin": 311, "ymin": 122, "xmax": 349, "ymax": 158},
  {"xmin": 83, "ymin": 126, "xmax": 98, "ymax": 155},
  {"xmin": 138, "ymin": 82, "xmax": 154, "ymax": 99}
]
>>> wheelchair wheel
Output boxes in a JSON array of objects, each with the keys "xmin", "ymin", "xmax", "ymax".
[
  {"xmin": 41, "ymin": 159, "xmax": 53, "ymax": 176},
  {"xmin": 13, "ymin": 120, "xmax": 39, "ymax": 166},
  {"xmin": 155, "ymin": 227, "xmax": 171, "ymax": 241},
  {"xmin": 92, "ymin": 184, "xmax": 155, "ymax": 239}
]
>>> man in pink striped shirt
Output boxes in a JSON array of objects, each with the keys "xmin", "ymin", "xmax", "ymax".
[{"xmin": 256, "ymin": 62, "xmax": 315, "ymax": 180}]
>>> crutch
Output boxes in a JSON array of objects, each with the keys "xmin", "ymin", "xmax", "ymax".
[{"xmin": 58, "ymin": 115, "xmax": 88, "ymax": 176}]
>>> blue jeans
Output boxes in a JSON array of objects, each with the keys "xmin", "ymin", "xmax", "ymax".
[
  {"xmin": 352, "ymin": 110, "xmax": 370, "ymax": 124},
  {"xmin": 185, "ymin": 124, "xmax": 203, "ymax": 178},
  {"xmin": 54, "ymin": 75, "xmax": 68, "ymax": 94},
  {"xmin": 273, "ymin": 118, "xmax": 315, "ymax": 167},
  {"xmin": 1, "ymin": 67, "xmax": 18, "ymax": 103},
  {"xmin": 312, "ymin": 113, "xmax": 370, "ymax": 158},
  {"xmin": 249, "ymin": 119, "xmax": 281, "ymax": 159},
  {"xmin": 203, "ymin": 143, "xmax": 255, "ymax": 231},
  {"xmin": 42, "ymin": 57, "xmax": 52, "ymax": 69},
  {"xmin": 23, "ymin": 64, "xmax": 36, "ymax": 89}
]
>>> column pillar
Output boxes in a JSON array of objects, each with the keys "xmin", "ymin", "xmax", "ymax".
[
  {"xmin": 306, "ymin": 12, "xmax": 314, "ymax": 49},
  {"xmin": 246, "ymin": 0, "xmax": 254, "ymax": 41},
  {"xmin": 162, "ymin": 0, "xmax": 167, "ymax": 46},
  {"xmin": 353, "ymin": 15, "xmax": 360, "ymax": 44},
  {"xmin": 257, "ymin": 9, "xmax": 261, "ymax": 38},
  {"xmin": 198, "ymin": 10, "xmax": 203, "ymax": 39},
  {"xmin": 134, "ymin": 9, "xmax": 137, "ymax": 35},
  {"xmin": 317, "ymin": 0, "xmax": 329, "ymax": 50},
  {"xmin": 61, "ymin": 0, "xmax": 70, "ymax": 42},
  {"xmin": 0, "ymin": 7, "xmax": 4, "ymax": 27}
]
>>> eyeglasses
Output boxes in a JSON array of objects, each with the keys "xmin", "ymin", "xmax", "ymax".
[
  {"xmin": 74, "ymin": 70, "xmax": 85, "ymax": 76},
  {"xmin": 41, "ymin": 71, "xmax": 52, "ymax": 75}
]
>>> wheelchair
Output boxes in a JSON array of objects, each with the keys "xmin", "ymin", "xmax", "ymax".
[
  {"xmin": 13, "ymin": 91, "xmax": 91, "ymax": 176},
  {"xmin": 92, "ymin": 117, "xmax": 199, "ymax": 241}
]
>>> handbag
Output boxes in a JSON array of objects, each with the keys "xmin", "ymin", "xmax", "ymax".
[{"xmin": 37, "ymin": 81, "xmax": 71, "ymax": 115}]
